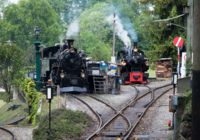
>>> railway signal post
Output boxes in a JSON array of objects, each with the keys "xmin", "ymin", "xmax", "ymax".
[
  {"xmin": 173, "ymin": 36, "xmax": 184, "ymax": 77},
  {"xmin": 34, "ymin": 26, "xmax": 41, "ymax": 90}
]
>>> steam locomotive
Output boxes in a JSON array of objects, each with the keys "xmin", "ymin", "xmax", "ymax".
[
  {"xmin": 117, "ymin": 42, "xmax": 149, "ymax": 84},
  {"xmin": 41, "ymin": 39, "xmax": 88, "ymax": 93},
  {"xmin": 41, "ymin": 39, "xmax": 110, "ymax": 93}
]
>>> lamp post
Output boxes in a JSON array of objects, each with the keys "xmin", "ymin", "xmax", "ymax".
[
  {"xmin": 46, "ymin": 80, "xmax": 53, "ymax": 140},
  {"xmin": 172, "ymin": 72, "xmax": 178, "ymax": 95},
  {"xmin": 34, "ymin": 26, "xmax": 41, "ymax": 90},
  {"xmin": 172, "ymin": 72, "xmax": 178, "ymax": 140}
]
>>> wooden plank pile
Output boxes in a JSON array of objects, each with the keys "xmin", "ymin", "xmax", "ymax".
[{"xmin": 156, "ymin": 58, "xmax": 173, "ymax": 78}]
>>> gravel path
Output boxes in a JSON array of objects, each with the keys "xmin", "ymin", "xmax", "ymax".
[
  {"xmin": 132, "ymin": 89, "xmax": 173, "ymax": 140},
  {"xmin": 5, "ymin": 126, "xmax": 33, "ymax": 140},
  {"xmin": 0, "ymin": 128, "xmax": 14, "ymax": 140}
]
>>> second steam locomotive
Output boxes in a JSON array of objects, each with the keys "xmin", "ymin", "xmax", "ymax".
[{"xmin": 118, "ymin": 42, "xmax": 149, "ymax": 84}]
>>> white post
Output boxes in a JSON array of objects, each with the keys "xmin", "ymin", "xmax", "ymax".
[
  {"xmin": 177, "ymin": 47, "xmax": 181, "ymax": 77},
  {"xmin": 181, "ymin": 52, "xmax": 187, "ymax": 78}
]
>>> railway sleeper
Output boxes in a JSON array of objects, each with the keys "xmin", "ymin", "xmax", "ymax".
[
  {"xmin": 132, "ymin": 135, "xmax": 149, "ymax": 140},
  {"xmin": 100, "ymin": 131, "xmax": 124, "ymax": 137}
]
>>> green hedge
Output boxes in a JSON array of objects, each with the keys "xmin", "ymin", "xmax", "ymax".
[{"xmin": 33, "ymin": 109, "xmax": 93, "ymax": 140}]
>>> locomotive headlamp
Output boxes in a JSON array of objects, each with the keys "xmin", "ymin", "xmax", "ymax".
[
  {"xmin": 121, "ymin": 60, "xmax": 126, "ymax": 66},
  {"xmin": 81, "ymin": 72, "xmax": 85, "ymax": 78},
  {"xmin": 60, "ymin": 70, "xmax": 65, "ymax": 79},
  {"xmin": 133, "ymin": 48, "xmax": 138, "ymax": 52}
]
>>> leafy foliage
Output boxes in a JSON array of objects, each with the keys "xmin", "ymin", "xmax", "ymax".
[
  {"xmin": 79, "ymin": 3, "xmax": 112, "ymax": 61},
  {"xmin": 0, "ymin": 43, "xmax": 24, "ymax": 100},
  {"xmin": 33, "ymin": 109, "xmax": 92, "ymax": 140},
  {"xmin": 184, "ymin": 89, "xmax": 192, "ymax": 114},
  {"xmin": 21, "ymin": 78, "xmax": 41, "ymax": 125},
  {"xmin": 3, "ymin": 0, "xmax": 63, "ymax": 48},
  {"xmin": 135, "ymin": 0, "xmax": 187, "ymax": 68},
  {"xmin": 0, "ymin": 0, "xmax": 63, "ymax": 102}
]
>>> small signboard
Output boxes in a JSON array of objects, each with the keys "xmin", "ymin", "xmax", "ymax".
[{"xmin": 173, "ymin": 36, "xmax": 184, "ymax": 48}]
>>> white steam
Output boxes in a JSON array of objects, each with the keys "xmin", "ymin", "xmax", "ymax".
[
  {"xmin": 66, "ymin": 19, "xmax": 80, "ymax": 38},
  {"xmin": 106, "ymin": 14, "xmax": 131, "ymax": 47}
]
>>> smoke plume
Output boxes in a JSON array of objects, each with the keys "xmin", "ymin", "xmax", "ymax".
[
  {"xmin": 106, "ymin": 14, "xmax": 131, "ymax": 46},
  {"xmin": 66, "ymin": 19, "xmax": 80, "ymax": 38}
]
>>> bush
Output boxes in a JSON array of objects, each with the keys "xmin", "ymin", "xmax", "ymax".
[
  {"xmin": 21, "ymin": 78, "xmax": 41, "ymax": 125},
  {"xmin": 33, "ymin": 109, "xmax": 92, "ymax": 140}
]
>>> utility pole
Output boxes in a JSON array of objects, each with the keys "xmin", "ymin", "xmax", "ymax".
[
  {"xmin": 192, "ymin": 0, "xmax": 200, "ymax": 140},
  {"xmin": 112, "ymin": 13, "xmax": 116, "ymax": 59}
]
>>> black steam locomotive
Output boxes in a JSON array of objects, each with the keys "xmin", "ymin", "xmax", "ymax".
[
  {"xmin": 117, "ymin": 42, "xmax": 149, "ymax": 84},
  {"xmin": 41, "ymin": 39, "xmax": 110, "ymax": 93},
  {"xmin": 41, "ymin": 39, "xmax": 88, "ymax": 93}
]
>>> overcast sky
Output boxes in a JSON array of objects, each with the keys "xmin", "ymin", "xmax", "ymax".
[{"xmin": 9, "ymin": 0, "xmax": 19, "ymax": 4}]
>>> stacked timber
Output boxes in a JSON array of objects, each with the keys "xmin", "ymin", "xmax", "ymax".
[{"xmin": 156, "ymin": 58, "xmax": 173, "ymax": 78}]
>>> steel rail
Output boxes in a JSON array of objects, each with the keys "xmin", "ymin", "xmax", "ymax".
[
  {"xmin": 69, "ymin": 95, "xmax": 103, "ymax": 130},
  {"xmin": 88, "ymin": 95, "xmax": 117, "ymax": 113},
  {"xmin": 0, "ymin": 126, "xmax": 16, "ymax": 140},
  {"xmin": 87, "ymin": 83, "xmax": 172, "ymax": 139},
  {"xmin": 124, "ymin": 86, "xmax": 173, "ymax": 139},
  {"xmin": 87, "ymin": 85, "xmax": 140, "ymax": 139}
]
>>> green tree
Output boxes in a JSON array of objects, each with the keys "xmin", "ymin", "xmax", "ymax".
[
  {"xmin": 134, "ymin": 0, "xmax": 187, "ymax": 68},
  {"xmin": 0, "ymin": 43, "xmax": 24, "ymax": 101},
  {"xmin": 79, "ymin": 3, "xmax": 112, "ymax": 61},
  {"xmin": 3, "ymin": 0, "xmax": 63, "ymax": 49}
]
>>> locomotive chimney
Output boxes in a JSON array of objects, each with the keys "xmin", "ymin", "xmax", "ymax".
[
  {"xmin": 133, "ymin": 42, "xmax": 138, "ymax": 48},
  {"xmin": 67, "ymin": 39, "xmax": 74, "ymax": 48}
]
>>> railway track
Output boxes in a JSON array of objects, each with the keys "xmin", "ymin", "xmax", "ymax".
[
  {"xmin": 86, "ymin": 95, "xmax": 118, "ymax": 123},
  {"xmin": 124, "ymin": 84, "xmax": 172, "ymax": 140},
  {"xmin": 0, "ymin": 127, "xmax": 16, "ymax": 140},
  {"xmin": 69, "ymin": 95, "xmax": 103, "ymax": 130},
  {"xmin": 87, "ymin": 83, "xmax": 172, "ymax": 140}
]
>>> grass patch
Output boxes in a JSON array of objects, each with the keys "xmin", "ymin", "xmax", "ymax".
[
  {"xmin": 39, "ymin": 96, "xmax": 61, "ymax": 117},
  {"xmin": 0, "ymin": 100, "xmax": 6, "ymax": 108},
  {"xmin": 0, "ymin": 92, "xmax": 10, "ymax": 102},
  {"xmin": 33, "ymin": 109, "xmax": 93, "ymax": 140},
  {"xmin": 0, "ymin": 100, "xmax": 28, "ymax": 125}
]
